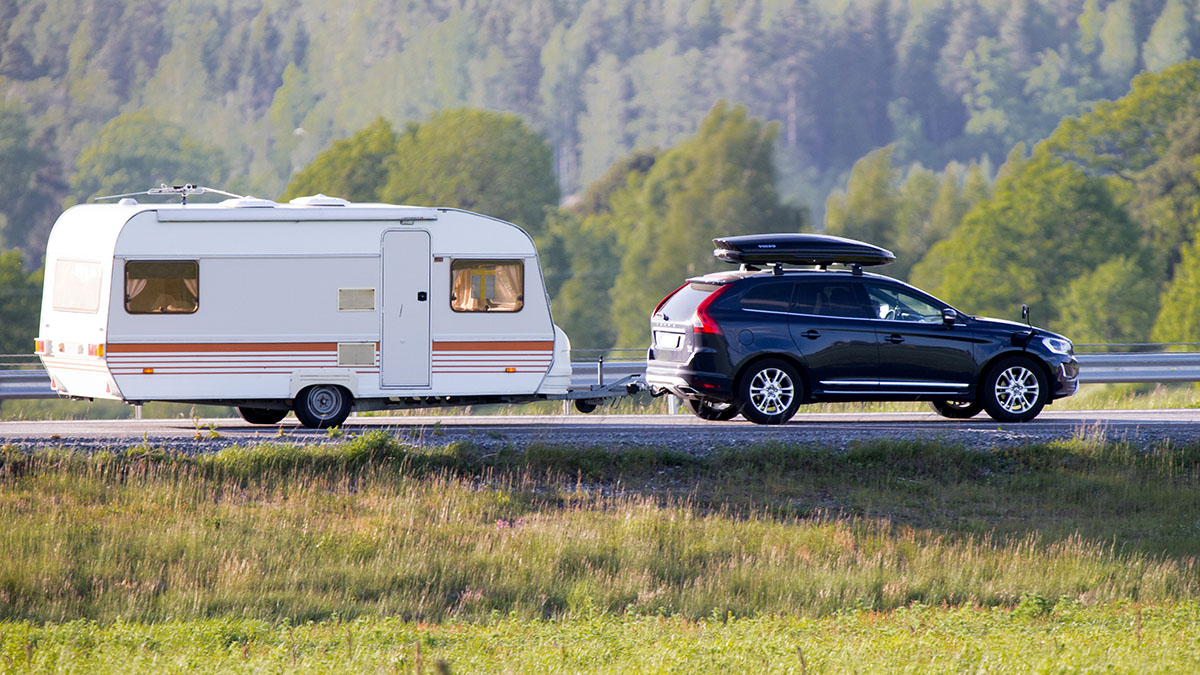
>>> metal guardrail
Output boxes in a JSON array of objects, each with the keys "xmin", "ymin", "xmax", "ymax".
[
  {"xmin": 0, "ymin": 370, "xmax": 56, "ymax": 401},
  {"xmin": 5, "ymin": 351, "xmax": 1200, "ymax": 403}
]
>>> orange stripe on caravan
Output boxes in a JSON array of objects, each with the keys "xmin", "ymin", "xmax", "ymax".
[
  {"xmin": 432, "ymin": 341, "xmax": 554, "ymax": 352},
  {"xmin": 106, "ymin": 342, "xmax": 338, "ymax": 353}
]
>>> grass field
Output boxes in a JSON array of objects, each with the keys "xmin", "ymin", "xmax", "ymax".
[{"xmin": 2, "ymin": 432, "xmax": 1199, "ymax": 671}]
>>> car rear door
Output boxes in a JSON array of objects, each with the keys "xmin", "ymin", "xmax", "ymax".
[
  {"xmin": 863, "ymin": 281, "xmax": 977, "ymax": 395},
  {"xmin": 788, "ymin": 279, "xmax": 880, "ymax": 395}
]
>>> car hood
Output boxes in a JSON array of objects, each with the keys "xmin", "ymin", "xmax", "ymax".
[{"xmin": 969, "ymin": 315, "xmax": 1070, "ymax": 342}]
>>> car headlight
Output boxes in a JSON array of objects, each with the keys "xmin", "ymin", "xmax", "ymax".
[{"xmin": 1041, "ymin": 336, "xmax": 1073, "ymax": 355}]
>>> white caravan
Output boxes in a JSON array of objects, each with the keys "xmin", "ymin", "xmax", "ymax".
[{"xmin": 36, "ymin": 187, "xmax": 630, "ymax": 427}]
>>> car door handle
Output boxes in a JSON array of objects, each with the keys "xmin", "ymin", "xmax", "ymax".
[
  {"xmin": 884, "ymin": 334, "xmax": 904, "ymax": 344},
  {"xmin": 800, "ymin": 329, "xmax": 820, "ymax": 339}
]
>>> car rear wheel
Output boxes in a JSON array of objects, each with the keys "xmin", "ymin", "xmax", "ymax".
[
  {"xmin": 736, "ymin": 359, "xmax": 802, "ymax": 425},
  {"xmin": 981, "ymin": 357, "xmax": 1048, "ymax": 422},
  {"xmin": 929, "ymin": 399, "xmax": 983, "ymax": 419},
  {"xmin": 293, "ymin": 385, "xmax": 352, "ymax": 429},
  {"xmin": 687, "ymin": 399, "xmax": 739, "ymax": 421},
  {"xmin": 237, "ymin": 406, "xmax": 288, "ymax": 425}
]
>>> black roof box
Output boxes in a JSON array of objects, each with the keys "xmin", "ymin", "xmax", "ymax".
[{"xmin": 713, "ymin": 233, "xmax": 895, "ymax": 266}]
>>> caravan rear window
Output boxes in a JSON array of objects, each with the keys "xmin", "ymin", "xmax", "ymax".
[
  {"xmin": 450, "ymin": 260, "xmax": 524, "ymax": 312},
  {"xmin": 124, "ymin": 261, "xmax": 199, "ymax": 314}
]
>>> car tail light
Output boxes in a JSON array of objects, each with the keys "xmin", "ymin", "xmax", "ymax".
[
  {"xmin": 692, "ymin": 286, "xmax": 729, "ymax": 335},
  {"xmin": 653, "ymin": 283, "xmax": 688, "ymax": 316}
]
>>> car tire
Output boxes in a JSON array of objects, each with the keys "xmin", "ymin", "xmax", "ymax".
[
  {"xmin": 237, "ymin": 406, "xmax": 288, "ymax": 425},
  {"xmin": 981, "ymin": 357, "xmax": 1048, "ymax": 423},
  {"xmin": 929, "ymin": 399, "xmax": 983, "ymax": 419},
  {"xmin": 736, "ymin": 358, "xmax": 802, "ymax": 425},
  {"xmin": 687, "ymin": 399, "xmax": 739, "ymax": 421},
  {"xmin": 293, "ymin": 385, "xmax": 352, "ymax": 429}
]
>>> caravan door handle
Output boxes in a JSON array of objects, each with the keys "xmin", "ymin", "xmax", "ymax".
[{"xmin": 417, "ymin": 291, "xmax": 427, "ymax": 301}]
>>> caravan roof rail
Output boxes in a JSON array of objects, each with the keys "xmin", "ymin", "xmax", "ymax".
[{"xmin": 94, "ymin": 184, "xmax": 244, "ymax": 206}]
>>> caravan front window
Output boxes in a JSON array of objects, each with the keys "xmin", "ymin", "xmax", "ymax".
[
  {"xmin": 124, "ymin": 261, "xmax": 199, "ymax": 314},
  {"xmin": 52, "ymin": 260, "xmax": 102, "ymax": 313},
  {"xmin": 450, "ymin": 260, "xmax": 524, "ymax": 312}
]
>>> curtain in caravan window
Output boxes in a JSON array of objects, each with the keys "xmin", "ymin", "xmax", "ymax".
[
  {"xmin": 450, "ymin": 260, "xmax": 524, "ymax": 312},
  {"xmin": 125, "ymin": 261, "xmax": 199, "ymax": 314}
]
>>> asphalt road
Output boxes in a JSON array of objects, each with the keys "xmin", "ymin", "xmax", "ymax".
[{"xmin": 2, "ymin": 409, "xmax": 1199, "ymax": 452}]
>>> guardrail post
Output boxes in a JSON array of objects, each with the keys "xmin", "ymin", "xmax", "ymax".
[
  {"xmin": 562, "ymin": 399, "xmax": 570, "ymax": 415},
  {"xmin": 597, "ymin": 355, "xmax": 604, "ymax": 387},
  {"xmin": 135, "ymin": 404, "xmax": 142, "ymax": 420},
  {"xmin": 668, "ymin": 395, "xmax": 678, "ymax": 415}
]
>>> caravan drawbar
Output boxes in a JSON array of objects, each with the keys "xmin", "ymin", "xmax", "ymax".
[{"xmin": 36, "ymin": 190, "xmax": 630, "ymax": 427}]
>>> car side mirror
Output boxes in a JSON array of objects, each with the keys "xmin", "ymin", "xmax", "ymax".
[{"xmin": 942, "ymin": 308, "xmax": 958, "ymax": 326}]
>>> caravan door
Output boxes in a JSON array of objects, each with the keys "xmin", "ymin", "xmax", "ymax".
[{"xmin": 381, "ymin": 230, "xmax": 431, "ymax": 387}]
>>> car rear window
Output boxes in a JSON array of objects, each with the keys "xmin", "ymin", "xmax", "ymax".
[
  {"xmin": 739, "ymin": 282, "xmax": 794, "ymax": 312},
  {"xmin": 658, "ymin": 283, "xmax": 718, "ymax": 321}
]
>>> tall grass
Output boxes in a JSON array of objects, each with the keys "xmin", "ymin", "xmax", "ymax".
[{"xmin": 2, "ymin": 432, "xmax": 1198, "ymax": 624}]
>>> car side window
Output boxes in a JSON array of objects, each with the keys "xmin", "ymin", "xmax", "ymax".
[
  {"xmin": 865, "ymin": 283, "xmax": 942, "ymax": 323},
  {"xmin": 794, "ymin": 281, "xmax": 869, "ymax": 319},
  {"xmin": 739, "ymin": 281, "xmax": 795, "ymax": 312}
]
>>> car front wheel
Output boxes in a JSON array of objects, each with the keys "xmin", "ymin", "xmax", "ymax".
[
  {"xmin": 981, "ymin": 357, "xmax": 1048, "ymax": 422},
  {"xmin": 736, "ymin": 359, "xmax": 802, "ymax": 425}
]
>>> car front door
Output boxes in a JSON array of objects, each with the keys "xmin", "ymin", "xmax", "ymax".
[
  {"xmin": 863, "ymin": 281, "xmax": 977, "ymax": 396},
  {"xmin": 788, "ymin": 279, "xmax": 879, "ymax": 395}
]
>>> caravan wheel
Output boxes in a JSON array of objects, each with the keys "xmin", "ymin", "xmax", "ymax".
[{"xmin": 293, "ymin": 385, "xmax": 352, "ymax": 429}]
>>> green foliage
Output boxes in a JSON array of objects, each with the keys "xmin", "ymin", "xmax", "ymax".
[
  {"xmin": 825, "ymin": 146, "xmax": 900, "ymax": 251},
  {"xmin": 608, "ymin": 102, "xmax": 804, "ymax": 347},
  {"xmin": 1047, "ymin": 60, "xmax": 1200, "ymax": 179},
  {"xmin": 540, "ymin": 211, "xmax": 621, "ymax": 350},
  {"xmin": 280, "ymin": 117, "xmax": 398, "ymax": 202},
  {"xmin": 0, "ymin": 249, "xmax": 41, "ymax": 354},
  {"xmin": 0, "ymin": 103, "xmax": 55, "ymax": 251},
  {"xmin": 1056, "ymin": 255, "xmax": 1161, "ymax": 344},
  {"xmin": 380, "ymin": 109, "xmax": 559, "ymax": 234},
  {"xmin": 1152, "ymin": 235, "xmax": 1200, "ymax": 344},
  {"xmin": 910, "ymin": 149, "xmax": 1140, "ymax": 322},
  {"xmin": 69, "ymin": 110, "xmax": 228, "ymax": 204}
]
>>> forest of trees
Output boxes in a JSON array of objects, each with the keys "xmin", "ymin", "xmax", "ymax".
[{"xmin": 1, "ymin": 0, "xmax": 1200, "ymax": 353}]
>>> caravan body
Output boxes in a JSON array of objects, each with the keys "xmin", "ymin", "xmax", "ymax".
[{"xmin": 36, "ymin": 195, "xmax": 573, "ymax": 426}]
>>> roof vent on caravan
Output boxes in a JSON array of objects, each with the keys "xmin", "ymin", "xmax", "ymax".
[
  {"xmin": 289, "ymin": 194, "xmax": 350, "ymax": 207},
  {"xmin": 219, "ymin": 196, "xmax": 277, "ymax": 208}
]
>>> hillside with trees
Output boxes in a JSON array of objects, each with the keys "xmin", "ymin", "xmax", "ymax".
[{"xmin": 1, "ymin": 0, "xmax": 1200, "ymax": 352}]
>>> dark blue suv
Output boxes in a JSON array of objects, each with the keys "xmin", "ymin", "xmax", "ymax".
[{"xmin": 646, "ymin": 234, "xmax": 1079, "ymax": 424}]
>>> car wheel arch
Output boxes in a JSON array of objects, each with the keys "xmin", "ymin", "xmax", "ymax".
[
  {"xmin": 975, "ymin": 350, "xmax": 1054, "ymax": 395},
  {"xmin": 734, "ymin": 352, "xmax": 810, "ymax": 403}
]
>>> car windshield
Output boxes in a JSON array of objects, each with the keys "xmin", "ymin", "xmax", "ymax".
[{"xmin": 865, "ymin": 284, "xmax": 943, "ymax": 323}]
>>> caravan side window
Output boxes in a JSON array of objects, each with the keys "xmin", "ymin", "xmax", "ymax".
[
  {"xmin": 125, "ymin": 261, "xmax": 199, "ymax": 314},
  {"xmin": 450, "ymin": 260, "xmax": 524, "ymax": 312}
]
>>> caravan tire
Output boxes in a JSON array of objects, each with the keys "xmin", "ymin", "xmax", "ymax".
[
  {"xmin": 293, "ymin": 385, "xmax": 353, "ymax": 429},
  {"xmin": 237, "ymin": 406, "xmax": 288, "ymax": 425}
]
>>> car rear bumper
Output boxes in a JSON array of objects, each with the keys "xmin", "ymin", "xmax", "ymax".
[{"xmin": 646, "ymin": 360, "xmax": 734, "ymax": 401}]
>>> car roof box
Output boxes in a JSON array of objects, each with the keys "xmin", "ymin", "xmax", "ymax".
[{"xmin": 713, "ymin": 233, "xmax": 895, "ymax": 267}]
